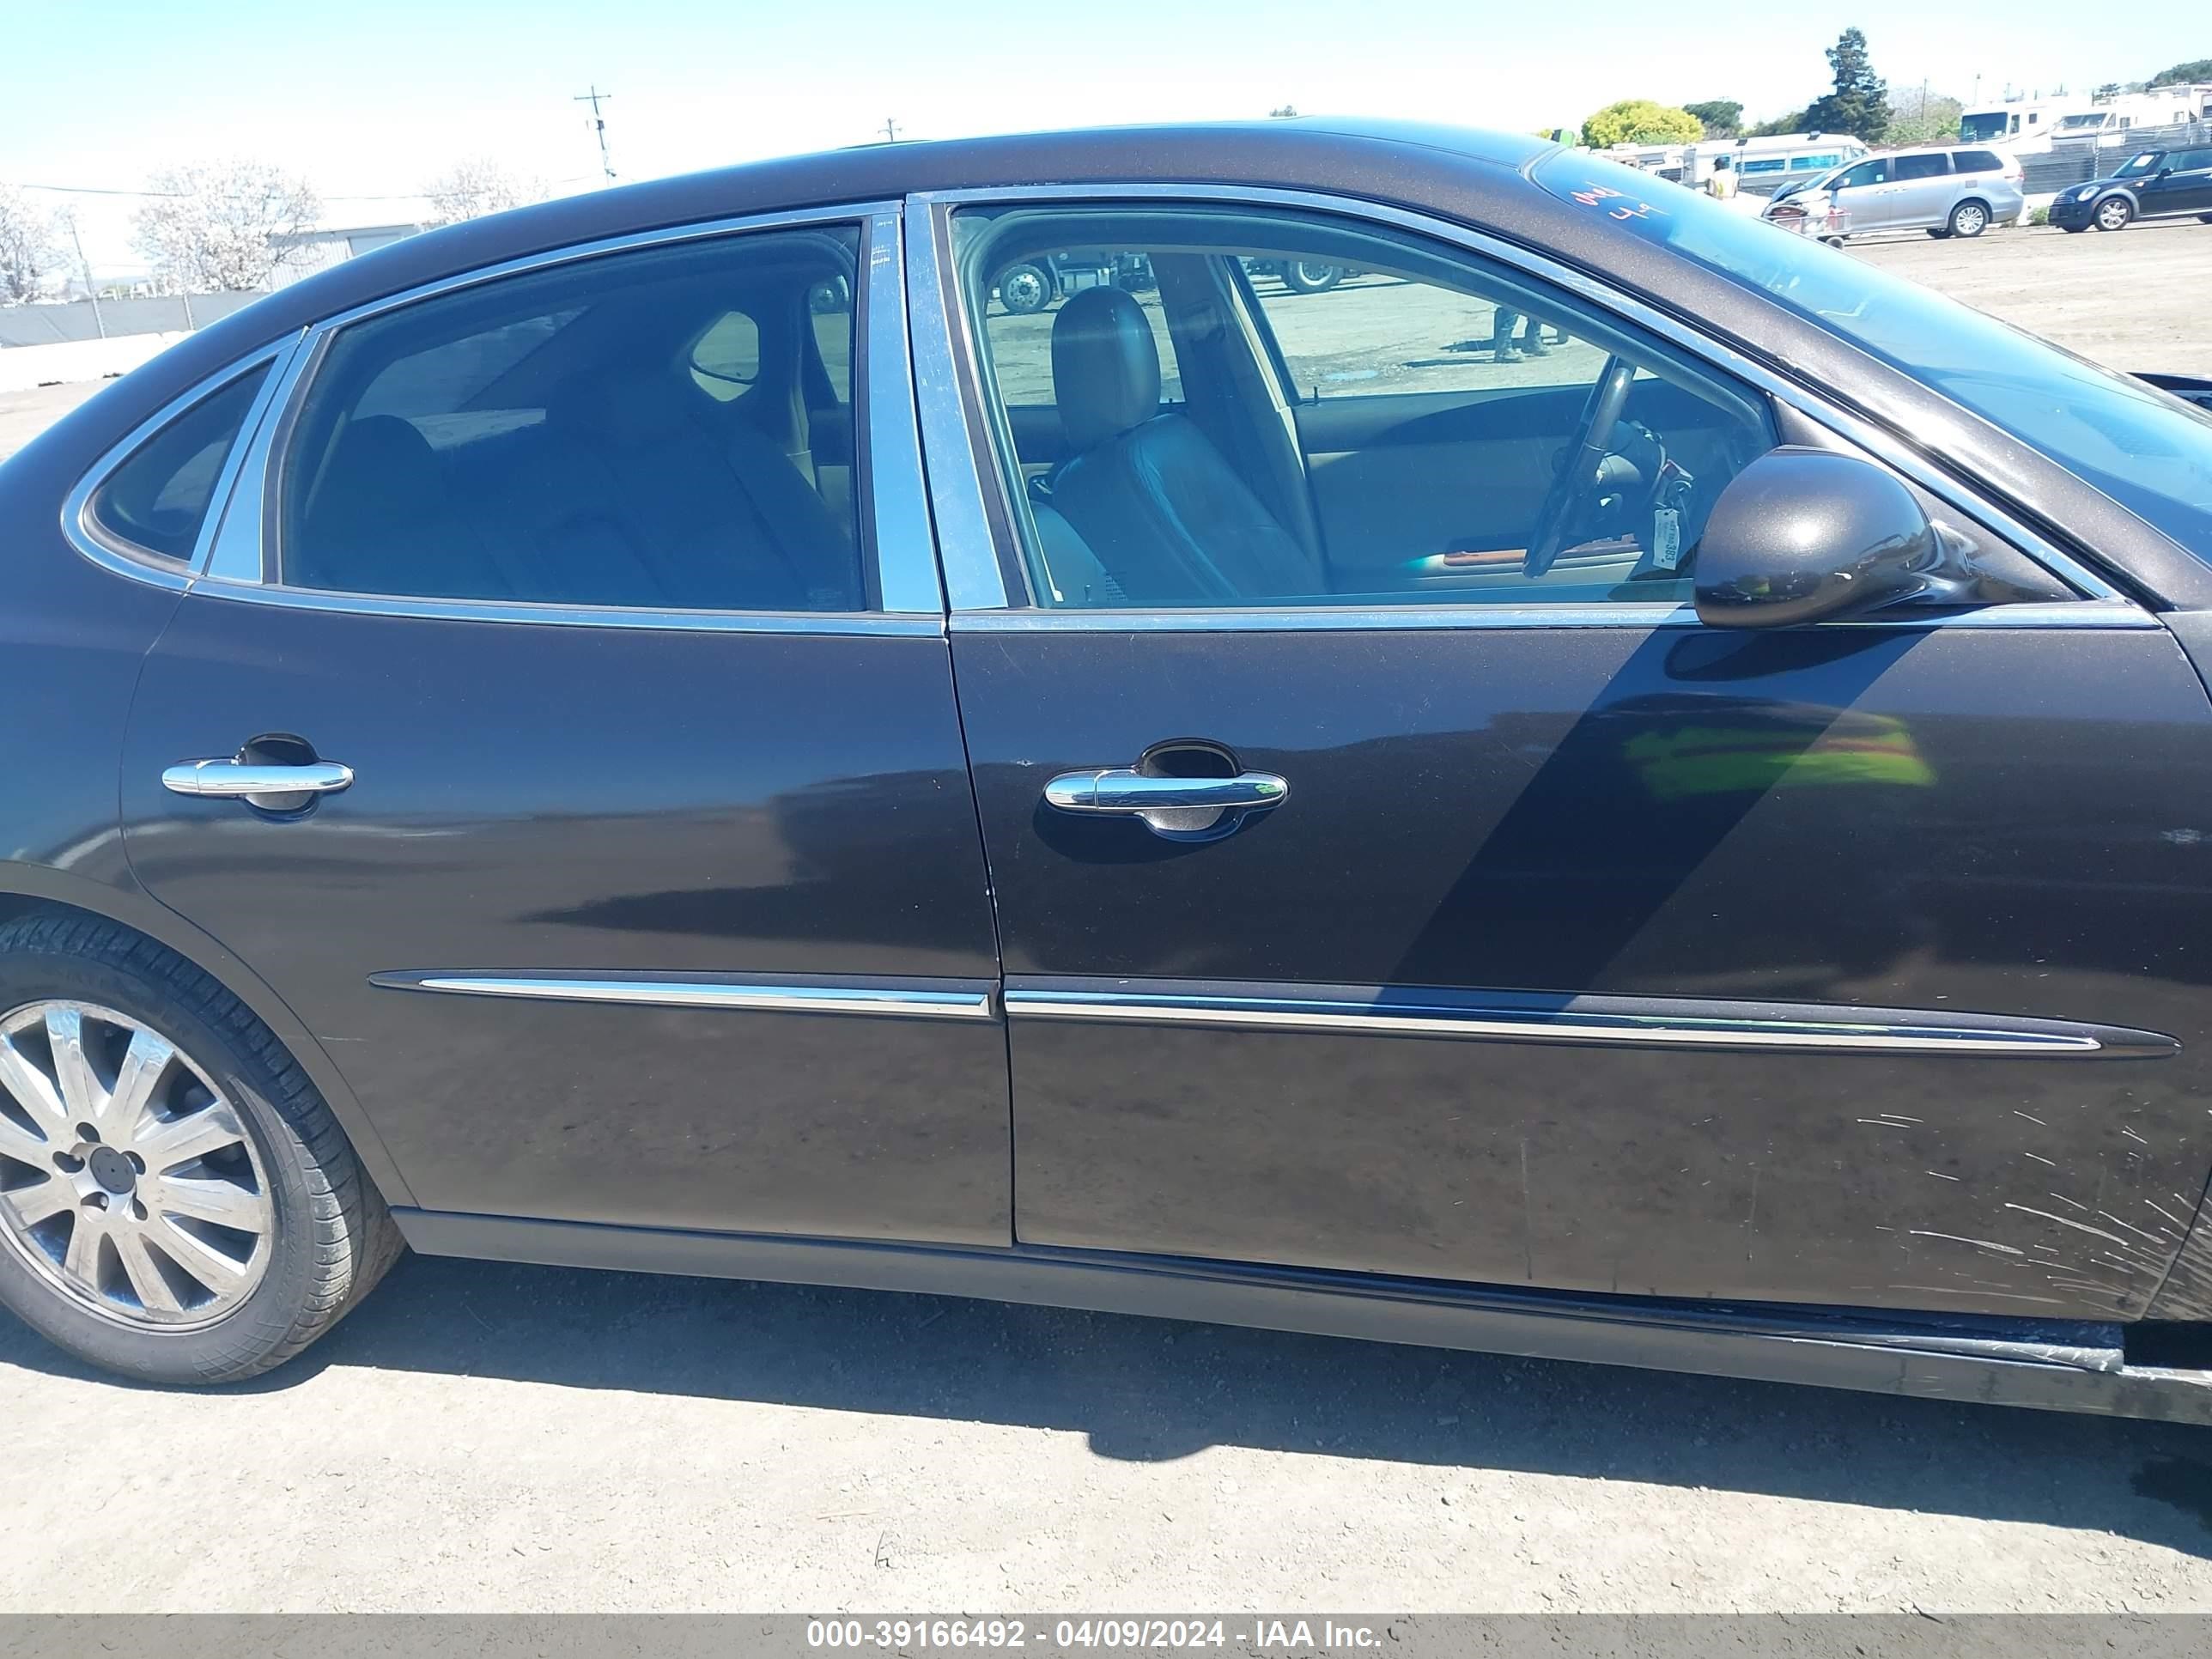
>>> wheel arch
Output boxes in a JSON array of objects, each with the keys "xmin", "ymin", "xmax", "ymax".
[{"xmin": 0, "ymin": 870, "xmax": 417, "ymax": 1208}]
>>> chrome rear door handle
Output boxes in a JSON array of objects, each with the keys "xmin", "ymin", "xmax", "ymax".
[
  {"xmin": 161, "ymin": 759, "xmax": 355, "ymax": 805},
  {"xmin": 1044, "ymin": 767, "xmax": 1288, "ymax": 834}
]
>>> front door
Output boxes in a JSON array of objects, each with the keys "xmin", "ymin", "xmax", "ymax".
[
  {"xmin": 2142, "ymin": 146, "xmax": 2212, "ymax": 215},
  {"xmin": 120, "ymin": 210, "xmax": 1011, "ymax": 1246},
  {"xmin": 928, "ymin": 192, "xmax": 2212, "ymax": 1320},
  {"xmin": 1826, "ymin": 158, "xmax": 1896, "ymax": 232}
]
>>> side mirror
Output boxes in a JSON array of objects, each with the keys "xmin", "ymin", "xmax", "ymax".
[{"xmin": 1694, "ymin": 448, "xmax": 1938, "ymax": 629}]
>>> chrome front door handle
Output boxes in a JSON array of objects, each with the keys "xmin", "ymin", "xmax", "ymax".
[
  {"xmin": 161, "ymin": 759, "xmax": 354, "ymax": 807},
  {"xmin": 1043, "ymin": 767, "xmax": 1289, "ymax": 835}
]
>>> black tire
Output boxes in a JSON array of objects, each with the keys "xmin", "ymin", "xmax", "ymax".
[
  {"xmin": 1925, "ymin": 228, "xmax": 1953, "ymax": 239},
  {"xmin": 2061, "ymin": 223, "xmax": 2089, "ymax": 234},
  {"xmin": 1948, "ymin": 200, "xmax": 1990, "ymax": 239},
  {"xmin": 2093, "ymin": 196, "xmax": 2133, "ymax": 233},
  {"xmin": 1280, "ymin": 260, "xmax": 1343, "ymax": 295},
  {"xmin": 2198, "ymin": 213, "xmax": 2212, "ymax": 224},
  {"xmin": 997, "ymin": 263, "xmax": 1054, "ymax": 315},
  {"xmin": 0, "ymin": 911, "xmax": 402, "ymax": 1385}
]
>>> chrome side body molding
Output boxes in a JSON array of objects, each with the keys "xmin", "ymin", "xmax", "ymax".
[
  {"xmin": 1001, "ymin": 982, "xmax": 2178, "ymax": 1060},
  {"xmin": 368, "ymin": 972, "xmax": 997, "ymax": 1021}
]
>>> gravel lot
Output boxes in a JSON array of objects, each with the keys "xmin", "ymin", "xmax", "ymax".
[{"xmin": 2, "ymin": 215, "xmax": 2209, "ymax": 1618}]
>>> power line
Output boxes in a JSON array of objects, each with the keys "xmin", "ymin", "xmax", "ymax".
[{"xmin": 574, "ymin": 85, "xmax": 617, "ymax": 182}]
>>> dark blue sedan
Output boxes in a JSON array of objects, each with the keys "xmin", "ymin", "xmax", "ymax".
[{"xmin": 3, "ymin": 120, "xmax": 2212, "ymax": 1426}]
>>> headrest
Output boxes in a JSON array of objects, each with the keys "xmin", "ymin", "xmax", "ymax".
[
  {"xmin": 550, "ymin": 367, "xmax": 700, "ymax": 447},
  {"xmin": 1050, "ymin": 286, "xmax": 1162, "ymax": 452}
]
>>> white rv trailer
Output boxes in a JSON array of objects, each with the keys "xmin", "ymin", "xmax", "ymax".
[
  {"xmin": 2049, "ymin": 85, "xmax": 2212, "ymax": 143},
  {"xmin": 1602, "ymin": 132, "xmax": 1869, "ymax": 193},
  {"xmin": 1956, "ymin": 94, "xmax": 2094, "ymax": 155}
]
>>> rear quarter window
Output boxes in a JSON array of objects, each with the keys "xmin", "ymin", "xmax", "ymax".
[{"xmin": 86, "ymin": 366, "xmax": 270, "ymax": 565}]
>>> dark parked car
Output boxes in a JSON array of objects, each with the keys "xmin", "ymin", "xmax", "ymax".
[
  {"xmin": 2049, "ymin": 144, "xmax": 2212, "ymax": 231},
  {"xmin": 6, "ymin": 121, "xmax": 2212, "ymax": 1425}
]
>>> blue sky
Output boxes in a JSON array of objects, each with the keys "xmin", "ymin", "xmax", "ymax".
[{"xmin": 6, "ymin": 0, "xmax": 2205, "ymax": 272}]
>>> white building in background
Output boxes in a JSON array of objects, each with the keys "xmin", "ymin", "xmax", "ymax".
[{"xmin": 266, "ymin": 221, "xmax": 428, "ymax": 289}]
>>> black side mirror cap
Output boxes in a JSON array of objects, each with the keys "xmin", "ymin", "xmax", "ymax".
[{"xmin": 1694, "ymin": 448, "xmax": 1938, "ymax": 629}]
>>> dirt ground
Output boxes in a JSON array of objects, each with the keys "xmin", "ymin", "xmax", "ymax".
[
  {"xmin": 1855, "ymin": 218, "xmax": 2212, "ymax": 379},
  {"xmin": 2, "ymin": 218, "xmax": 2211, "ymax": 1617}
]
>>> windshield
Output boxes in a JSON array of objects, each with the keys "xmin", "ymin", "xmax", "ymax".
[
  {"xmin": 2118, "ymin": 151, "xmax": 2165, "ymax": 177},
  {"xmin": 1534, "ymin": 149, "xmax": 2212, "ymax": 562},
  {"xmin": 2056, "ymin": 113, "xmax": 2107, "ymax": 131},
  {"xmin": 1958, "ymin": 111, "xmax": 2011, "ymax": 142}
]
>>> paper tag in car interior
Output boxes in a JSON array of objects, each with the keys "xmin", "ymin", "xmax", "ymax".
[{"xmin": 1653, "ymin": 507, "xmax": 1681, "ymax": 571}]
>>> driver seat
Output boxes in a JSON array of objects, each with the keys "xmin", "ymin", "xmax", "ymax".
[{"xmin": 1047, "ymin": 287, "xmax": 1322, "ymax": 605}]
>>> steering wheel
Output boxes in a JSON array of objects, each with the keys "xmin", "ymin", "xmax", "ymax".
[{"xmin": 1522, "ymin": 355, "xmax": 1638, "ymax": 580}]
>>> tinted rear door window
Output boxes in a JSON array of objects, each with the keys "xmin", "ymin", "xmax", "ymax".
[{"xmin": 276, "ymin": 226, "xmax": 866, "ymax": 611}]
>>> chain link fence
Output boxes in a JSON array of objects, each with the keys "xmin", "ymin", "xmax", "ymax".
[{"xmin": 2021, "ymin": 122, "xmax": 2212, "ymax": 196}]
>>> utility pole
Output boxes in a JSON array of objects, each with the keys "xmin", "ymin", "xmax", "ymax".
[
  {"xmin": 880, "ymin": 117, "xmax": 900, "ymax": 143},
  {"xmin": 58, "ymin": 210, "xmax": 106, "ymax": 339},
  {"xmin": 574, "ymin": 85, "xmax": 617, "ymax": 183}
]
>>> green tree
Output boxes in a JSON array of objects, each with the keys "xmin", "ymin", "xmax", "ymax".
[
  {"xmin": 1882, "ymin": 88, "xmax": 1964, "ymax": 147},
  {"xmin": 1682, "ymin": 99, "xmax": 1744, "ymax": 138},
  {"xmin": 2148, "ymin": 58, "xmax": 2212, "ymax": 88},
  {"xmin": 1581, "ymin": 99, "xmax": 1705, "ymax": 149},
  {"xmin": 1747, "ymin": 107, "xmax": 1811, "ymax": 137},
  {"xmin": 1802, "ymin": 27, "xmax": 1891, "ymax": 142}
]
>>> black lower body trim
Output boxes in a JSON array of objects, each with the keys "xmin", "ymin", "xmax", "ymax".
[{"xmin": 392, "ymin": 1209, "xmax": 2212, "ymax": 1426}]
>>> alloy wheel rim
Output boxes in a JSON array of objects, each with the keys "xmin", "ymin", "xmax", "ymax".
[
  {"xmin": 2097, "ymin": 200, "xmax": 2127, "ymax": 229},
  {"xmin": 1003, "ymin": 269, "xmax": 1044, "ymax": 309},
  {"xmin": 0, "ymin": 1001, "xmax": 271, "ymax": 1329},
  {"xmin": 1957, "ymin": 206, "xmax": 1985, "ymax": 234}
]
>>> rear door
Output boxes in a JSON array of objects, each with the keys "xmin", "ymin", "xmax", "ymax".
[
  {"xmin": 118, "ymin": 207, "xmax": 1012, "ymax": 1245},
  {"xmin": 920, "ymin": 189, "xmax": 2212, "ymax": 1321}
]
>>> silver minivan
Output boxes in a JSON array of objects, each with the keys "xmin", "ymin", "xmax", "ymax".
[{"xmin": 1760, "ymin": 146, "xmax": 2027, "ymax": 242}]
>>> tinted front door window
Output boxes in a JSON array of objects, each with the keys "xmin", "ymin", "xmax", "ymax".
[{"xmin": 951, "ymin": 204, "xmax": 1773, "ymax": 610}]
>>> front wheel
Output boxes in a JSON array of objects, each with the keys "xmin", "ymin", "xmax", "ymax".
[
  {"xmin": 1948, "ymin": 200, "xmax": 1990, "ymax": 238},
  {"xmin": 0, "ymin": 913, "xmax": 402, "ymax": 1384},
  {"xmin": 1925, "ymin": 228, "xmax": 1953, "ymax": 239},
  {"xmin": 997, "ymin": 263, "xmax": 1054, "ymax": 315},
  {"xmin": 2062, "ymin": 223, "xmax": 2089, "ymax": 234},
  {"xmin": 2094, "ymin": 196, "xmax": 2134, "ymax": 232}
]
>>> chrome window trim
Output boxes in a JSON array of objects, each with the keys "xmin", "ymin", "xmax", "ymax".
[
  {"xmin": 903, "ymin": 198, "xmax": 1012, "ymax": 611},
  {"xmin": 190, "ymin": 199, "xmax": 950, "ymax": 628},
  {"xmin": 181, "ymin": 576, "xmax": 945, "ymax": 637},
  {"xmin": 202, "ymin": 329, "xmax": 317, "ymax": 582},
  {"xmin": 907, "ymin": 183, "xmax": 2133, "ymax": 619},
  {"xmin": 370, "ymin": 971, "xmax": 996, "ymax": 1019},
  {"xmin": 59, "ymin": 340, "xmax": 297, "ymax": 592},
  {"xmin": 953, "ymin": 598, "xmax": 2156, "ymax": 635},
  {"xmin": 1003, "ymin": 987, "xmax": 2176, "ymax": 1060},
  {"xmin": 861, "ymin": 208, "xmax": 947, "ymax": 614}
]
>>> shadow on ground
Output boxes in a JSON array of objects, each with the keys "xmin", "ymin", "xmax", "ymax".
[{"xmin": 9, "ymin": 1252, "xmax": 2206, "ymax": 1553}]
